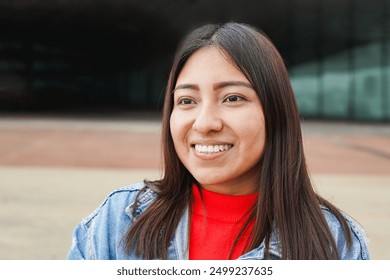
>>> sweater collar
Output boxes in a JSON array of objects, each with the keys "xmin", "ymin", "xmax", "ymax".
[{"xmin": 191, "ymin": 184, "xmax": 258, "ymax": 223}]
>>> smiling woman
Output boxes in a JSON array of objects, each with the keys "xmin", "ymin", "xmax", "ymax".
[
  {"xmin": 67, "ymin": 22, "xmax": 370, "ymax": 260},
  {"xmin": 170, "ymin": 47, "xmax": 265, "ymax": 196}
]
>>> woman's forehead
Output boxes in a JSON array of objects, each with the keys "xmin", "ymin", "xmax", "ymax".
[{"xmin": 175, "ymin": 47, "xmax": 248, "ymax": 86}]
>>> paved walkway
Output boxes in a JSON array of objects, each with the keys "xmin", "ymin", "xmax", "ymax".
[{"xmin": 0, "ymin": 115, "xmax": 389, "ymax": 259}]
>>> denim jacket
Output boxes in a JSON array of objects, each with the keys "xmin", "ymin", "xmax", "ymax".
[{"xmin": 67, "ymin": 183, "xmax": 370, "ymax": 260}]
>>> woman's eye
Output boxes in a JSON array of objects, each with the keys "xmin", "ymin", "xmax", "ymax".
[
  {"xmin": 224, "ymin": 95, "xmax": 245, "ymax": 103},
  {"xmin": 178, "ymin": 98, "xmax": 195, "ymax": 105}
]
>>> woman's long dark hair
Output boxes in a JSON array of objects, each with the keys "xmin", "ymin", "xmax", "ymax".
[{"xmin": 124, "ymin": 22, "xmax": 352, "ymax": 259}]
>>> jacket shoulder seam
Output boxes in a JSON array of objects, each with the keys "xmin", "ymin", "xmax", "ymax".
[{"xmin": 81, "ymin": 182, "xmax": 148, "ymax": 227}]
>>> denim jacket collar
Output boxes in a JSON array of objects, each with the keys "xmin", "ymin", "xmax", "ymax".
[{"xmin": 124, "ymin": 185, "xmax": 157, "ymax": 220}]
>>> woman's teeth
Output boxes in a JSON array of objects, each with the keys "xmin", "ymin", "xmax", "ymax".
[{"xmin": 194, "ymin": 144, "xmax": 232, "ymax": 154}]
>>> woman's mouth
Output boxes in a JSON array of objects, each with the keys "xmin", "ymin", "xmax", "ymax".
[{"xmin": 194, "ymin": 144, "xmax": 233, "ymax": 154}]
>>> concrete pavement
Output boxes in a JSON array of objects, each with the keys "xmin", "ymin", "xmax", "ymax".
[{"xmin": 0, "ymin": 115, "xmax": 389, "ymax": 259}]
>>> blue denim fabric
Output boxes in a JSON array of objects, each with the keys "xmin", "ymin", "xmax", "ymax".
[{"xmin": 67, "ymin": 183, "xmax": 370, "ymax": 260}]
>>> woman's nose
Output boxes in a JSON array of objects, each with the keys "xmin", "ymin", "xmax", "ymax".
[{"xmin": 192, "ymin": 104, "xmax": 223, "ymax": 134}]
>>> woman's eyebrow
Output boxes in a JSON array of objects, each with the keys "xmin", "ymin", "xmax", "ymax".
[
  {"xmin": 172, "ymin": 84, "xmax": 199, "ymax": 94},
  {"xmin": 213, "ymin": 81, "xmax": 253, "ymax": 90}
]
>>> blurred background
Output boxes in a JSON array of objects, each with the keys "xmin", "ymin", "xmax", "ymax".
[
  {"xmin": 1, "ymin": 0, "xmax": 389, "ymax": 120},
  {"xmin": 0, "ymin": 0, "xmax": 389, "ymax": 259}
]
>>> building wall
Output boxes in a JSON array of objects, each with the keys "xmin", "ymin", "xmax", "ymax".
[
  {"xmin": 291, "ymin": 42, "xmax": 390, "ymax": 121},
  {"xmin": 289, "ymin": 0, "xmax": 390, "ymax": 121},
  {"xmin": 0, "ymin": 0, "xmax": 389, "ymax": 121}
]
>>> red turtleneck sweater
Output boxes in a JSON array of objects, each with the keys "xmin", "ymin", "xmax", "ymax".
[{"xmin": 189, "ymin": 184, "xmax": 258, "ymax": 260}]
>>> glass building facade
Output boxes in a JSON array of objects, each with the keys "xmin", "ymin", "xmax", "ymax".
[
  {"xmin": 0, "ymin": 0, "xmax": 389, "ymax": 121},
  {"xmin": 289, "ymin": 0, "xmax": 390, "ymax": 121}
]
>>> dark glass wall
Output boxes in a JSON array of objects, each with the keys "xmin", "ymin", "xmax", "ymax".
[
  {"xmin": 0, "ymin": 0, "xmax": 389, "ymax": 121},
  {"xmin": 291, "ymin": 0, "xmax": 390, "ymax": 121}
]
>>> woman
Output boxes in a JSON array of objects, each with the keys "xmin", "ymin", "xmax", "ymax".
[{"xmin": 67, "ymin": 22, "xmax": 370, "ymax": 260}]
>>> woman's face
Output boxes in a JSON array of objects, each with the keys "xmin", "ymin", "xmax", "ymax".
[{"xmin": 170, "ymin": 47, "xmax": 266, "ymax": 195}]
